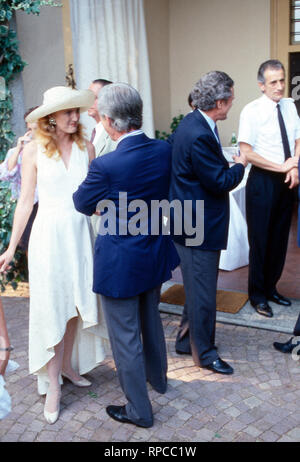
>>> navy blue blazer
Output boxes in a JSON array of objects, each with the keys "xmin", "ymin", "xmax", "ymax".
[
  {"xmin": 169, "ymin": 110, "xmax": 245, "ymax": 250},
  {"xmin": 73, "ymin": 133, "xmax": 180, "ymax": 298}
]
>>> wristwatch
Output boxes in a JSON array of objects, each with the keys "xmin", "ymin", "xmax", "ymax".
[{"xmin": 0, "ymin": 345, "xmax": 14, "ymax": 351}]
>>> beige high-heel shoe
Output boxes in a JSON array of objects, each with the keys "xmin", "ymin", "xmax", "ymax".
[
  {"xmin": 44, "ymin": 388, "xmax": 61, "ymax": 425},
  {"xmin": 62, "ymin": 371, "xmax": 91, "ymax": 387}
]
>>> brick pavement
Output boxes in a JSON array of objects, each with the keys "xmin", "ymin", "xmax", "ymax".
[{"xmin": 1, "ymin": 296, "xmax": 300, "ymax": 442}]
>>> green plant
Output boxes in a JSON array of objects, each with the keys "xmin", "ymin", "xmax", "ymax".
[
  {"xmin": 0, "ymin": 182, "xmax": 28, "ymax": 291},
  {"xmin": 0, "ymin": 0, "xmax": 61, "ymax": 290},
  {"xmin": 0, "ymin": 28, "xmax": 27, "ymax": 162},
  {"xmin": 155, "ymin": 114, "xmax": 184, "ymax": 141}
]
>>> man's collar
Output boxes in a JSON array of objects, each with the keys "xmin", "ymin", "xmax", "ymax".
[
  {"xmin": 261, "ymin": 93, "xmax": 281, "ymax": 108},
  {"xmin": 116, "ymin": 129, "xmax": 144, "ymax": 146},
  {"xmin": 198, "ymin": 109, "xmax": 216, "ymax": 131}
]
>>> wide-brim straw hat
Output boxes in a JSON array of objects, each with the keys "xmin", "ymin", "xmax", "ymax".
[{"xmin": 25, "ymin": 86, "xmax": 95, "ymax": 123}]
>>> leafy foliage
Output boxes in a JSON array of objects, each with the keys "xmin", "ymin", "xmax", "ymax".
[
  {"xmin": 155, "ymin": 114, "xmax": 184, "ymax": 141},
  {"xmin": 0, "ymin": 27, "xmax": 27, "ymax": 163},
  {"xmin": 0, "ymin": 182, "xmax": 28, "ymax": 291},
  {"xmin": 0, "ymin": 1, "xmax": 61, "ymax": 20},
  {"xmin": 0, "ymin": 0, "xmax": 61, "ymax": 290}
]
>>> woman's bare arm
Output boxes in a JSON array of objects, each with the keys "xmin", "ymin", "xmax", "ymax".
[{"xmin": 0, "ymin": 141, "xmax": 37, "ymax": 272}]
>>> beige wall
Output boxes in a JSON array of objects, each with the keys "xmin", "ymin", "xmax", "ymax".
[
  {"xmin": 144, "ymin": 0, "xmax": 171, "ymax": 134},
  {"xmin": 145, "ymin": 0, "xmax": 271, "ymax": 144},
  {"xmin": 16, "ymin": 5, "xmax": 65, "ymax": 110},
  {"xmin": 16, "ymin": 0, "xmax": 271, "ymax": 144}
]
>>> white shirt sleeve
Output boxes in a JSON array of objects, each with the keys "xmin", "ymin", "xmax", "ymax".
[
  {"xmin": 237, "ymin": 105, "xmax": 257, "ymax": 147},
  {"xmin": 291, "ymin": 102, "xmax": 300, "ymax": 141}
]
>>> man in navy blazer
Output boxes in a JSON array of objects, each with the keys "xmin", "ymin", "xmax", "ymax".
[
  {"xmin": 169, "ymin": 71, "xmax": 247, "ymax": 375},
  {"xmin": 73, "ymin": 83, "xmax": 179, "ymax": 428}
]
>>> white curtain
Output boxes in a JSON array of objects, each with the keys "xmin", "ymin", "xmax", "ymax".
[{"xmin": 70, "ymin": 0, "xmax": 154, "ymax": 138}]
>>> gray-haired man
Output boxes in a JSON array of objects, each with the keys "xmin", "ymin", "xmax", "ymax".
[
  {"xmin": 169, "ymin": 71, "xmax": 247, "ymax": 375},
  {"xmin": 73, "ymin": 83, "xmax": 179, "ymax": 428}
]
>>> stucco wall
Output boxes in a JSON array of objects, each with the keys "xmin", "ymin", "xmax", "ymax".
[
  {"xmin": 15, "ymin": 0, "xmax": 271, "ymax": 145},
  {"xmin": 16, "ymin": 5, "xmax": 65, "ymax": 110},
  {"xmin": 144, "ymin": 0, "xmax": 171, "ymax": 134},
  {"xmin": 145, "ymin": 0, "xmax": 271, "ymax": 144}
]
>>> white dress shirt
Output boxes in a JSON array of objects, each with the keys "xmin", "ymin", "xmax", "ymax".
[
  {"xmin": 198, "ymin": 109, "xmax": 220, "ymax": 144},
  {"xmin": 92, "ymin": 121, "xmax": 105, "ymax": 147},
  {"xmin": 238, "ymin": 94, "xmax": 300, "ymax": 164},
  {"xmin": 116, "ymin": 129, "xmax": 144, "ymax": 146}
]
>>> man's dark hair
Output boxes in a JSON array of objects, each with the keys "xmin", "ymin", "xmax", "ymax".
[
  {"xmin": 188, "ymin": 93, "xmax": 194, "ymax": 109},
  {"xmin": 257, "ymin": 60, "xmax": 285, "ymax": 84}
]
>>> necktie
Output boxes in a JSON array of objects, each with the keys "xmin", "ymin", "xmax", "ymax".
[
  {"xmin": 277, "ymin": 104, "xmax": 291, "ymax": 160},
  {"xmin": 90, "ymin": 128, "xmax": 96, "ymax": 143},
  {"xmin": 214, "ymin": 124, "xmax": 221, "ymax": 145}
]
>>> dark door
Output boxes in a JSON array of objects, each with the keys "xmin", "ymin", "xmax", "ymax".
[{"xmin": 289, "ymin": 52, "xmax": 300, "ymax": 115}]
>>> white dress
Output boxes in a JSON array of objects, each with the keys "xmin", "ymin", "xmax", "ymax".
[{"xmin": 28, "ymin": 142, "xmax": 108, "ymax": 395}]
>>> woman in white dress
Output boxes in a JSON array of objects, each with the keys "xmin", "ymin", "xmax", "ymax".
[{"xmin": 0, "ymin": 86, "xmax": 107, "ymax": 424}]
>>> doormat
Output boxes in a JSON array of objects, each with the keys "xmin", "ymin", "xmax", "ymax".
[
  {"xmin": 1, "ymin": 282, "xmax": 29, "ymax": 298},
  {"xmin": 160, "ymin": 284, "xmax": 248, "ymax": 314}
]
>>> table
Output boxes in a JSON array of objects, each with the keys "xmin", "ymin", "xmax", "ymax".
[{"xmin": 219, "ymin": 147, "xmax": 250, "ymax": 271}]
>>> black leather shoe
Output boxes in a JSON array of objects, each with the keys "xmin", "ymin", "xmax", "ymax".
[
  {"xmin": 106, "ymin": 405, "xmax": 153, "ymax": 428},
  {"xmin": 273, "ymin": 337, "xmax": 300, "ymax": 354},
  {"xmin": 204, "ymin": 358, "xmax": 234, "ymax": 375},
  {"xmin": 175, "ymin": 349, "xmax": 191, "ymax": 355},
  {"xmin": 268, "ymin": 292, "xmax": 291, "ymax": 307},
  {"xmin": 252, "ymin": 302, "xmax": 273, "ymax": 318}
]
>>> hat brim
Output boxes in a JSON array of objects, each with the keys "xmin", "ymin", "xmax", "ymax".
[{"xmin": 25, "ymin": 89, "xmax": 95, "ymax": 123}]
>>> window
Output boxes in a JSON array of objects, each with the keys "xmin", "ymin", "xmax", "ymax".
[{"xmin": 291, "ymin": 0, "xmax": 300, "ymax": 44}]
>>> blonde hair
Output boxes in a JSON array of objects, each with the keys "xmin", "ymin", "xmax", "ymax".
[{"xmin": 35, "ymin": 115, "xmax": 86, "ymax": 158}]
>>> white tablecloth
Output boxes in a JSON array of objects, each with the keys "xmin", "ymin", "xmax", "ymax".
[{"xmin": 219, "ymin": 147, "xmax": 250, "ymax": 271}]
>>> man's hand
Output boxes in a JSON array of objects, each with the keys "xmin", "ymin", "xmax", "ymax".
[
  {"xmin": 233, "ymin": 151, "xmax": 248, "ymax": 167},
  {"xmin": 16, "ymin": 131, "xmax": 32, "ymax": 150},
  {"xmin": 285, "ymin": 166, "xmax": 299, "ymax": 189},
  {"xmin": 0, "ymin": 249, "xmax": 14, "ymax": 273},
  {"xmin": 282, "ymin": 156, "xmax": 299, "ymax": 173}
]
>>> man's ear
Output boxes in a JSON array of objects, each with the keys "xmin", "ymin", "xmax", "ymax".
[
  {"xmin": 106, "ymin": 116, "xmax": 115, "ymax": 128},
  {"xmin": 258, "ymin": 81, "xmax": 265, "ymax": 93}
]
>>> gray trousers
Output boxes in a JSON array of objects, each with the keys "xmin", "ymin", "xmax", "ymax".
[
  {"xmin": 175, "ymin": 242, "xmax": 220, "ymax": 366},
  {"xmin": 100, "ymin": 286, "xmax": 167, "ymax": 427}
]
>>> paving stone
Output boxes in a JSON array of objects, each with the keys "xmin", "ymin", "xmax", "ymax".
[
  {"xmin": 2, "ymin": 301, "xmax": 300, "ymax": 443},
  {"xmin": 36, "ymin": 431, "xmax": 56, "ymax": 442},
  {"xmin": 18, "ymin": 431, "xmax": 38, "ymax": 442},
  {"xmin": 244, "ymin": 425, "xmax": 262, "ymax": 438},
  {"xmin": 224, "ymin": 406, "xmax": 242, "ymax": 418},
  {"xmin": 287, "ymin": 428, "xmax": 300, "ymax": 441},
  {"xmin": 194, "ymin": 428, "xmax": 215, "ymax": 441},
  {"xmin": 277, "ymin": 435, "xmax": 296, "ymax": 442},
  {"xmin": 259, "ymin": 430, "xmax": 280, "ymax": 442}
]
